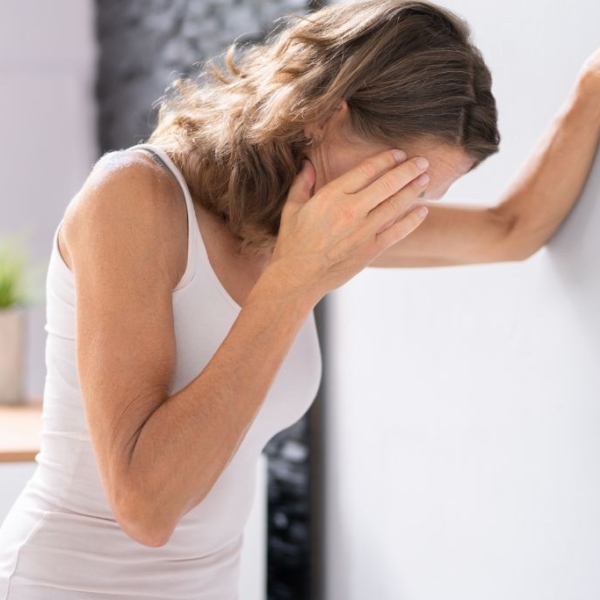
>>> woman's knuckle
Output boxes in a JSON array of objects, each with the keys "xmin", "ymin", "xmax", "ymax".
[
  {"xmin": 388, "ymin": 222, "xmax": 404, "ymax": 241},
  {"xmin": 359, "ymin": 160, "xmax": 378, "ymax": 180},
  {"xmin": 411, "ymin": 182, "xmax": 423, "ymax": 196},
  {"xmin": 318, "ymin": 188, "xmax": 334, "ymax": 203},
  {"xmin": 379, "ymin": 175, "xmax": 397, "ymax": 197},
  {"xmin": 390, "ymin": 192, "xmax": 408, "ymax": 214},
  {"xmin": 394, "ymin": 216, "xmax": 419, "ymax": 240},
  {"xmin": 339, "ymin": 205, "xmax": 356, "ymax": 223},
  {"xmin": 411, "ymin": 160, "xmax": 425, "ymax": 177}
]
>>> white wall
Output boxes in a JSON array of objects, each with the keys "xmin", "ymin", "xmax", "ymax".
[
  {"xmin": 0, "ymin": 0, "xmax": 99, "ymax": 398},
  {"xmin": 0, "ymin": 0, "xmax": 98, "ymax": 565},
  {"xmin": 324, "ymin": 1, "xmax": 600, "ymax": 599}
]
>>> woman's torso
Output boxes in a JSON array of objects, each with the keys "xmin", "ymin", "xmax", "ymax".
[
  {"xmin": 58, "ymin": 148, "xmax": 272, "ymax": 310},
  {"xmin": 0, "ymin": 143, "xmax": 322, "ymax": 600}
]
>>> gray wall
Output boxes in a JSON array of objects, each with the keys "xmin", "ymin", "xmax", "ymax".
[{"xmin": 96, "ymin": 0, "xmax": 307, "ymax": 153}]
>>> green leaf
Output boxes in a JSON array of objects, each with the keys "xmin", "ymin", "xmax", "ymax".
[{"xmin": 0, "ymin": 234, "xmax": 31, "ymax": 309}]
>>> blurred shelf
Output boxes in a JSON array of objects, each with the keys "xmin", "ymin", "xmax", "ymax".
[{"xmin": 0, "ymin": 398, "xmax": 42, "ymax": 463}]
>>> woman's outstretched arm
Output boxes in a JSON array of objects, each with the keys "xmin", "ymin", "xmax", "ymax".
[{"xmin": 371, "ymin": 49, "xmax": 600, "ymax": 268}]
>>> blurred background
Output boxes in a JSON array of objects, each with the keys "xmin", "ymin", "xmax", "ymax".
[{"xmin": 1, "ymin": 1, "xmax": 600, "ymax": 599}]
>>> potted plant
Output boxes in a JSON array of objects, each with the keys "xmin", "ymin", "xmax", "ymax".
[{"xmin": 0, "ymin": 234, "xmax": 43, "ymax": 405}]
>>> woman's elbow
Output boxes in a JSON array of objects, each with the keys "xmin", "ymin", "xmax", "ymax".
[
  {"xmin": 500, "ymin": 241, "xmax": 541, "ymax": 262},
  {"xmin": 121, "ymin": 520, "xmax": 173, "ymax": 548},
  {"xmin": 489, "ymin": 206, "xmax": 545, "ymax": 262},
  {"xmin": 112, "ymin": 489, "xmax": 176, "ymax": 548}
]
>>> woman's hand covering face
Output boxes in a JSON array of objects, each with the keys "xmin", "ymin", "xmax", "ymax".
[{"xmin": 271, "ymin": 149, "xmax": 431, "ymax": 300}]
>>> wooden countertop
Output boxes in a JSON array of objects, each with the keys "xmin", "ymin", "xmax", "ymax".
[{"xmin": 0, "ymin": 399, "xmax": 43, "ymax": 463}]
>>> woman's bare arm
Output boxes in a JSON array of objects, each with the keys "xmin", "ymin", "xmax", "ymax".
[
  {"xmin": 65, "ymin": 147, "xmax": 430, "ymax": 547},
  {"xmin": 370, "ymin": 55, "xmax": 600, "ymax": 268}
]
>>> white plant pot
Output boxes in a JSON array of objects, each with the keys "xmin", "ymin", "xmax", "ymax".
[{"xmin": 0, "ymin": 306, "xmax": 27, "ymax": 405}]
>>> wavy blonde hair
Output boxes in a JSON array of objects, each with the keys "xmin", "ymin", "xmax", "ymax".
[{"xmin": 146, "ymin": 0, "xmax": 500, "ymax": 252}]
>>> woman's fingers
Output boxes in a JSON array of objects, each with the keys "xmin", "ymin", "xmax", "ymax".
[
  {"xmin": 333, "ymin": 149, "xmax": 407, "ymax": 194},
  {"xmin": 367, "ymin": 173, "xmax": 430, "ymax": 234},
  {"xmin": 327, "ymin": 149, "xmax": 429, "ymax": 235},
  {"xmin": 275, "ymin": 147, "xmax": 431, "ymax": 293},
  {"xmin": 357, "ymin": 156, "xmax": 429, "ymax": 213},
  {"xmin": 375, "ymin": 205, "xmax": 429, "ymax": 252},
  {"xmin": 285, "ymin": 160, "xmax": 316, "ymax": 212}
]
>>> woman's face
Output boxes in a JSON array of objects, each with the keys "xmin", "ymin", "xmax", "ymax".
[{"xmin": 304, "ymin": 103, "xmax": 476, "ymax": 202}]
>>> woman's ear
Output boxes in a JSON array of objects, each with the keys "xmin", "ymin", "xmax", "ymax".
[
  {"xmin": 303, "ymin": 99, "xmax": 350, "ymax": 143},
  {"xmin": 332, "ymin": 99, "xmax": 349, "ymax": 121}
]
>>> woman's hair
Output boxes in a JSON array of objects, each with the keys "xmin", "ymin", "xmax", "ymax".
[{"xmin": 147, "ymin": 0, "xmax": 500, "ymax": 251}]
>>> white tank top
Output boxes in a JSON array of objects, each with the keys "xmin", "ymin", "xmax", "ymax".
[{"xmin": 0, "ymin": 143, "xmax": 322, "ymax": 600}]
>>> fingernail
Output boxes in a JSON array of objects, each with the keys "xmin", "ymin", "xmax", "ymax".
[
  {"xmin": 418, "ymin": 207, "xmax": 428, "ymax": 218},
  {"xmin": 393, "ymin": 150, "xmax": 407, "ymax": 162},
  {"xmin": 416, "ymin": 173, "xmax": 430, "ymax": 187},
  {"xmin": 416, "ymin": 157, "xmax": 429, "ymax": 169}
]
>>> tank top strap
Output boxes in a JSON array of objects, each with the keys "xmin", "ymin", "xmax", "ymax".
[{"xmin": 128, "ymin": 143, "xmax": 200, "ymax": 291}]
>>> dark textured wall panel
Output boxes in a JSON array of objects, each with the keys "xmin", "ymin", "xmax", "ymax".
[{"xmin": 96, "ymin": 0, "xmax": 308, "ymax": 153}]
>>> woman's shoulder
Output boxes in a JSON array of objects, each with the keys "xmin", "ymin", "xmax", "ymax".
[
  {"xmin": 58, "ymin": 147, "xmax": 188, "ymax": 287},
  {"xmin": 87, "ymin": 146, "xmax": 179, "ymax": 193}
]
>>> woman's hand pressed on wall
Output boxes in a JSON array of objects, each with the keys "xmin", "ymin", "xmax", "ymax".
[
  {"xmin": 577, "ymin": 47, "xmax": 600, "ymax": 92},
  {"xmin": 270, "ymin": 149, "xmax": 430, "ymax": 300}
]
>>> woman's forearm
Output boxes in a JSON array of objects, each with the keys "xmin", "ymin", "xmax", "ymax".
[
  {"xmin": 496, "ymin": 74, "xmax": 600, "ymax": 259},
  {"xmin": 119, "ymin": 264, "xmax": 319, "ymax": 547},
  {"xmin": 114, "ymin": 150, "xmax": 429, "ymax": 547}
]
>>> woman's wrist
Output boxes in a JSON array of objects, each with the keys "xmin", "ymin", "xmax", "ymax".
[{"xmin": 245, "ymin": 260, "xmax": 324, "ymax": 316}]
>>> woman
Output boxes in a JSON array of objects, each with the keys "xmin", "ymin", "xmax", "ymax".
[{"xmin": 1, "ymin": 0, "xmax": 599, "ymax": 598}]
